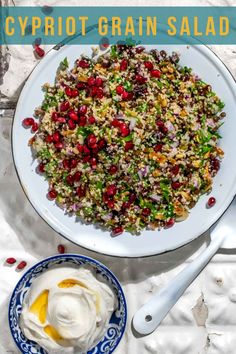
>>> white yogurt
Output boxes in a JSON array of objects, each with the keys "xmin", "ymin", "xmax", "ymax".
[{"xmin": 20, "ymin": 266, "xmax": 117, "ymax": 354}]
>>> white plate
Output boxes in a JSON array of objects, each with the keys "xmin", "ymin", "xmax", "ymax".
[{"xmin": 12, "ymin": 44, "xmax": 236, "ymax": 257}]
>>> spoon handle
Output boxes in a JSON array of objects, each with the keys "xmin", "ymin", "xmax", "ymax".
[{"xmin": 133, "ymin": 234, "xmax": 225, "ymax": 335}]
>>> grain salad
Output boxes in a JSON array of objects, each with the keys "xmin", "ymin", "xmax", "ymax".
[{"xmin": 23, "ymin": 45, "xmax": 225, "ymax": 236}]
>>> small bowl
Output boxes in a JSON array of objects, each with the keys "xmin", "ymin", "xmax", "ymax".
[{"xmin": 9, "ymin": 254, "xmax": 127, "ymax": 354}]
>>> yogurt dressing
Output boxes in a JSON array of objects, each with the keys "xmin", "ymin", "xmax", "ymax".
[{"xmin": 20, "ymin": 266, "xmax": 117, "ymax": 354}]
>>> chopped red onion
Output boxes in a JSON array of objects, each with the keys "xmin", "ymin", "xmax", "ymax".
[
  {"xmin": 165, "ymin": 121, "xmax": 175, "ymax": 132},
  {"xmin": 150, "ymin": 194, "xmax": 161, "ymax": 202}
]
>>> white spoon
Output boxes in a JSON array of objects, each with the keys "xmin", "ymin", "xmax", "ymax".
[{"xmin": 133, "ymin": 197, "xmax": 236, "ymax": 335}]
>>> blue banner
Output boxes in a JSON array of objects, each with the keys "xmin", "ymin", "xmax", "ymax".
[{"xmin": 0, "ymin": 6, "xmax": 235, "ymax": 45}]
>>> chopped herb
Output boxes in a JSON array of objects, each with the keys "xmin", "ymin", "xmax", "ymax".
[
  {"xmin": 77, "ymin": 126, "xmax": 93, "ymax": 138},
  {"xmin": 60, "ymin": 57, "xmax": 69, "ymax": 70}
]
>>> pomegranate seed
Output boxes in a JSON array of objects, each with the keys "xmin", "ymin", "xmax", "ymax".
[
  {"xmin": 69, "ymin": 111, "xmax": 79, "ymax": 121},
  {"xmin": 210, "ymin": 158, "xmax": 220, "ymax": 172},
  {"xmin": 54, "ymin": 142, "xmax": 63, "ymax": 149},
  {"xmin": 38, "ymin": 163, "xmax": 45, "ymax": 173},
  {"xmin": 108, "ymin": 200, "xmax": 115, "ymax": 209},
  {"xmin": 129, "ymin": 193, "xmax": 136, "ymax": 203},
  {"xmin": 120, "ymin": 59, "xmax": 128, "ymax": 71},
  {"xmin": 83, "ymin": 145, "xmax": 91, "ymax": 155},
  {"xmin": 62, "ymin": 159, "xmax": 71, "ymax": 170},
  {"xmin": 31, "ymin": 122, "xmax": 39, "ymax": 132},
  {"xmin": 68, "ymin": 119, "xmax": 76, "ymax": 130},
  {"xmin": 156, "ymin": 120, "xmax": 164, "ymax": 128},
  {"xmin": 45, "ymin": 135, "xmax": 53, "ymax": 143},
  {"xmin": 122, "ymin": 201, "xmax": 131, "ymax": 210},
  {"xmin": 23, "ymin": 118, "xmax": 34, "ymax": 127},
  {"xmin": 78, "ymin": 105, "xmax": 87, "ymax": 115},
  {"xmin": 107, "ymin": 184, "xmax": 117, "ymax": 196},
  {"xmin": 34, "ymin": 45, "xmax": 45, "ymax": 58},
  {"xmin": 52, "ymin": 132, "xmax": 60, "ymax": 142},
  {"xmin": 65, "ymin": 87, "xmax": 72, "ymax": 96},
  {"xmin": 88, "ymin": 116, "xmax": 96, "ymax": 124},
  {"xmin": 78, "ymin": 115, "xmax": 87, "ymax": 126},
  {"xmin": 70, "ymin": 159, "xmax": 77, "ymax": 169},
  {"xmin": 77, "ymin": 186, "xmax": 86, "ymax": 197},
  {"xmin": 154, "ymin": 144, "xmax": 163, "ymax": 152},
  {"xmin": 90, "ymin": 157, "xmax": 97, "ymax": 167},
  {"xmin": 48, "ymin": 189, "xmax": 57, "ymax": 199},
  {"xmin": 88, "ymin": 77, "xmax": 96, "ymax": 86},
  {"xmin": 98, "ymin": 139, "xmax": 106, "ymax": 150},
  {"xmin": 90, "ymin": 143, "xmax": 98, "ymax": 150},
  {"xmin": 56, "ymin": 117, "xmax": 66, "ymax": 123},
  {"xmin": 125, "ymin": 141, "xmax": 134, "ymax": 151},
  {"xmin": 144, "ymin": 61, "xmax": 154, "ymax": 70},
  {"xmin": 135, "ymin": 74, "xmax": 147, "ymax": 84},
  {"xmin": 111, "ymin": 119, "xmax": 121, "ymax": 128},
  {"xmin": 121, "ymin": 128, "xmax": 130, "ymax": 137},
  {"xmin": 151, "ymin": 69, "xmax": 161, "ymax": 78},
  {"xmin": 77, "ymin": 82, "xmax": 86, "ymax": 90},
  {"xmin": 95, "ymin": 77, "xmax": 103, "ymax": 87},
  {"xmin": 83, "ymin": 155, "xmax": 90, "ymax": 163},
  {"xmin": 142, "ymin": 207, "xmax": 151, "ymax": 216},
  {"xmin": 73, "ymin": 171, "xmax": 82, "ymax": 181},
  {"xmin": 51, "ymin": 112, "xmax": 58, "ymax": 121},
  {"xmin": 60, "ymin": 101, "xmax": 70, "ymax": 112},
  {"xmin": 171, "ymin": 165, "xmax": 180, "ymax": 175},
  {"xmin": 90, "ymin": 86, "xmax": 98, "ymax": 97},
  {"xmin": 112, "ymin": 226, "xmax": 124, "ymax": 236},
  {"xmin": 136, "ymin": 46, "xmax": 145, "ymax": 53},
  {"xmin": 58, "ymin": 244, "xmax": 66, "ymax": 254},
  {"xmin": 162, "ymin": 126, "xmax": 168, "ymax": 134},
  {"xmin": 6, "ymin": 257, "xmax": 16, "ymax": 265},
  {"xmin": 96, "ymin": 88, "xmax": 104, "ymax": 99},
  {"xmin": 16, "ymin": 261, "xmax": 27, "ymax": 270},
  {"xmin": 66, "ymin": 174, "xmax": 74, "ymax": 185},
  {"xmin": 109, "ymin": 165, "xmax": 118, "ymax": 175},
  {"xmin": 116, "ymin": 85, "xmax": 124, "ymax": 95},
  {"xmin": 78, "ymin": 59, "xmax": 90, "ymax": 68},
  {"xmin": 121, "ymin": 91, "xmax": 130, "ymax": 100},
  {"xmin": 156, "ymin": 120, "xmax": 168, "ymax": 134},
  {"xmin": 165, "ymin": 218, "xmax": 175, "ymax": 228},
  {"xmin": 71, "ymin": 89, "xmax": 79, "ymax": 97},
  {"xmin": 77, "ymin": 144, "xmax": 84, "ymax": 153},
  {"xmin": 171, "ymin": 182, "xmax": 182, "ymax": 190},
  {"xmin": 119, "ymin": 123, "xmax": 130, "ymax": 137},
  {"xmin": 207, "ymin": 197, "xmax": 216, "ymax": 208},
  {"xmin": 87, "ymin": 134, "xmax": 97, "ymax": 147}
]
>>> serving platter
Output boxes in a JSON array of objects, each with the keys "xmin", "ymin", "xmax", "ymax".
[{"xmin": 12, "ymin": 43, "xmax": 236, "ymax": 257}]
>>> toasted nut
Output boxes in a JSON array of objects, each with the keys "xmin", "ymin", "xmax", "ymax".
[
  {"xmin": 161, "ymin": 99, "xmax": 167, "ymax": 107},
  {"xmin": 77, "ymin": 75, "xmax": 88, "ymax": 82},
  {"xmin": 180, "ymin": 109, "xmax": 187, "ymax": 117},
  {"xmin": 192, "ymin": 160, "xmax": 201, "ymax": 168},
  {"xmin": 152, "ymin": 169, "xmax": 161, "ymax": 177},
  {"xmin": 155, "ymin": 213, "xmax": 165, "ymax": 220}
]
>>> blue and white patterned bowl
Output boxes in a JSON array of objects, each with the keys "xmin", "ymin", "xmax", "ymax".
[{"xmin": 8, "ymin": 254, "xmax": 127, "ymax": 354}]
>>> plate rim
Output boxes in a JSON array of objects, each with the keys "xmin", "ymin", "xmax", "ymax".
[{"xmin": 11, "ymin": 44, "xmax": 236, "ymax": 258}]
